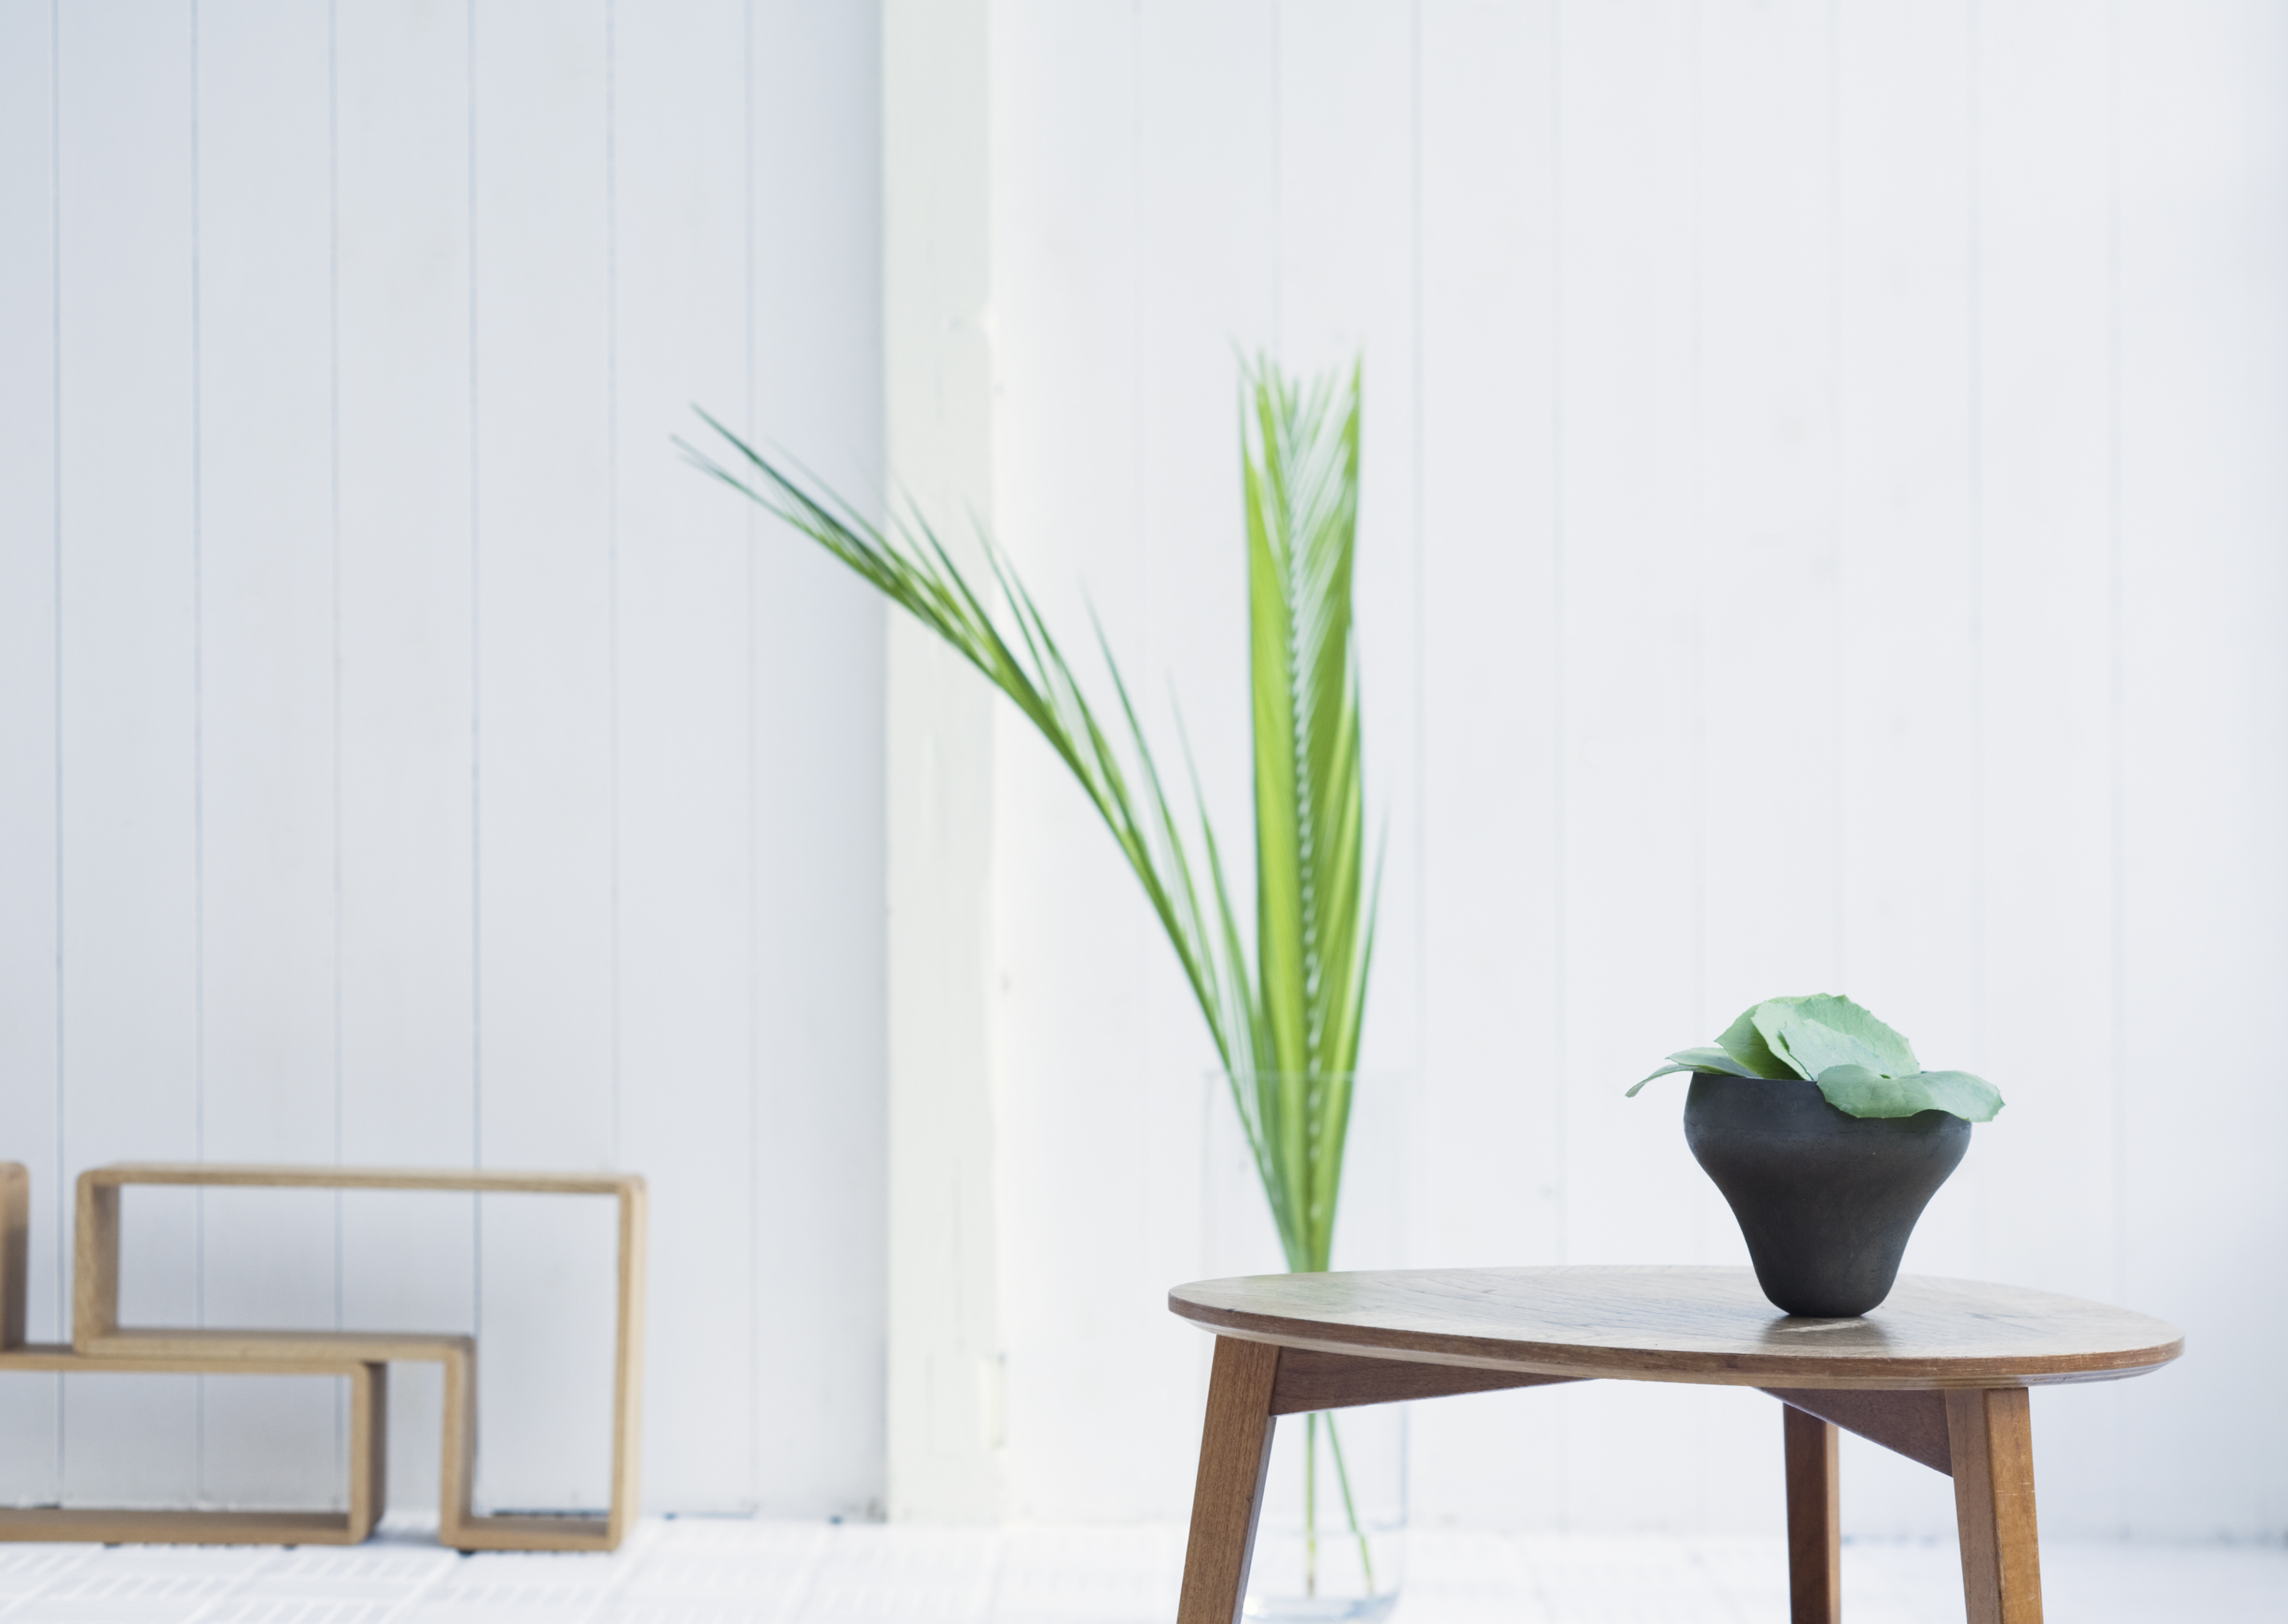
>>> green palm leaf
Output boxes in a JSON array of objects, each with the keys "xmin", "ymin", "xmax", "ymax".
[
  {"xmin": 1240, "ymin": 360, "xmax": 1376, "ymax": 1271},
  {"xmin": 679, "ymin": 361, "xmax": 1379, "ymax": 1277},
  {"xmin": 686, "ymin": 359, "xmax": 1383, "ymax": 1592}
]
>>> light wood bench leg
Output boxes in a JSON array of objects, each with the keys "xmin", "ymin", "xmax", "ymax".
[
  {"xmin": 438, "ymin": 1339, "xmax": 478, "ymax": 1548},
  {"xmin": 1177, "ymin": 1337, "xmax": 1282, "ymax": 1624},
  {"xmin": 1784, "ymin": 1404, "xmax": 1842, "ymax": 1624},
  {"xmin": 1, "ymin": 1163, "xmax": 26, "ymax": 1351},
  {"xmin": 1948, "ymin": 1387, "xmax": 2043, "ymax": 1624}
]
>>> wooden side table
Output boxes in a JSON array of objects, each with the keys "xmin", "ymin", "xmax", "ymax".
[{"xmin": 1169, "ymin": 1265, "xmax": 2181, "ymax": 1624}]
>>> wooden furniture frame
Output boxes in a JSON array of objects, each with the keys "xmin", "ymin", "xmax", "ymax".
[
  {"xmin": 0, "ymin": 1347, "xmax": 385, "ymax": 1545},
  {"xmin": 1169, "ymin": 1265, "xmax": 2183, "ymax": 1624},
  {"xmin": 76, "ymin": 1163, "xmax": 646, "ymax": 1550},
  {"xmin": 0, "ymin": 1160, "xmax": 645, "ymax": 1552}
]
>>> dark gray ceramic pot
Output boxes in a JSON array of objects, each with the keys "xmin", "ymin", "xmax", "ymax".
[{"xmin": 1684, "ymin": 1073, "xmax": 1969, "ymax": 1318}]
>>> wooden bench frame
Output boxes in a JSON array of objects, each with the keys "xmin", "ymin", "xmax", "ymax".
[
  {"xmin": 0, "ymin": 1342, "xmax": 385, "ymax": 1546},
  {"xmin": 0, "ymin": 1160, "xmax": 646, "ymax": 1551}
]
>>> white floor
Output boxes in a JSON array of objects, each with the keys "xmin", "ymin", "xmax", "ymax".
[{"xmin": 0, "ymin": 1519, "xmax": 2279, "ymax": 1623}]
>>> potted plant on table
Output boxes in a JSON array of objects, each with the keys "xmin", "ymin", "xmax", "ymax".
[
  {"xmin": 685, "ymin": 360, "xmax": 1394, "ymax": 1618},
  {"xmin": 1631, "ymin": 994, "xmax": 2003, "ymax": 1318}
]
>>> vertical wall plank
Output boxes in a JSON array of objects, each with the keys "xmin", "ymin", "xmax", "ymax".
[
  {"xmin": 470, "ymin": 0, "xmax": 617, "ymax": 1514},
  {"xmin": 54, "ymin": 0, "xmax": 202, "ymax": 1508},
  {"xmin": 1693, "ymin": 0, "xmax": 1841, "ymax": 1024},
  {"xmin": 880, "ymin": 0, "xmax": 1003, "ymax": 1521},
  {"xmin": 2117, "ymin": 0, "xmax": 2288, "ymax": 1541},
  {"xmin": 1967, "ymin": 0, "xmax": 2121, "ymax": 1535},
  {"xmin": 1133, "ymin": 0, "xmax": 1278, "ymax": 1519},
  {"xmin": 0, "ymin": 0, "xmax": 62, "ymax": 1508},
  {"xmin": 1278, "ymin": 0, "xmax": 1422, "ymax": 1103},
  {"xmin": 9, "ymin": 0, "xmax": 2283, "ymax": 1538},
  {"xmin": 193, "ymin": 0, "xmax": 342, "ymax": 1509},
  {"xmin": 745, "ymin": 0, "xmax": 888, "ymax": 1521},
  {"xmin": 1678, "ymin": 0, "xmax": 1840, "ymax": 1536},
  {"xmin": 334, "ymin": 0, "xmax": 478, "ymax": 1512},
  {"xmin": 991, "ymin": 0, "xmax": 1177, "ymax": 1525},
  {"xmin": 1971, "ymin": 0, "xmax": 2115, "ymax": 1296},
  {"xmin": 3, "ymin": 0, "xmax": 888, "ymax": 1521},
  {"xmin": 1412, "ymin": 0, "xmax": 1565, "ymax": 1532},
  {"xmin": 1551, "ymin": 0, "xmax": 1706, "ymax": 1537},
  {"xmin": 613, "ymin": 0, "xmax": 756, "ymax": 1513},
  {"xmin": 1825, "ymin": 0, "xmax": 1982, "ymax": 1541},
  {"xmin": 1833, "ymin": 0, "xmax": 1981, "ymax": 1250}
]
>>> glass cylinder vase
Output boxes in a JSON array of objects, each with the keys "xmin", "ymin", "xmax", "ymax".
[{"xmin": 1204, "ymin": 1069, "xmax": 1409, "ymax": 1624}]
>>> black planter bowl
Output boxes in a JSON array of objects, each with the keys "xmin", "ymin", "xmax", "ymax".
[{"xmin": 1684, "ymin": 1072, "xmax": 1970, "ymax": 1318}]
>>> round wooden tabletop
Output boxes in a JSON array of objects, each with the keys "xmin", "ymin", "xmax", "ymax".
[{"xmin": 1169, "ymin": 1266, "xmax": 2183, "ymax": 1391}]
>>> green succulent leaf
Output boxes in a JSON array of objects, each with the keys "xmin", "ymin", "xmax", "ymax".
[
  {"xmin": 1716, "ymin": 1001, "xmax": 1809, "ymax": 1079},
  {"xmin": 1757, "ymin": 993, "xmax": 1919, "ymax": 1081},
  {"xmin": 1626, "ymin": 1046, "xmax": 1761, "ymax": 1096},
  {"xmin": 1813, "ymin": 1064, "xmax": 2004, "ymax": 1122},
  {"xmin": 1633, "ymin": 991, "xmax": 1999, "ymax": 1122}
]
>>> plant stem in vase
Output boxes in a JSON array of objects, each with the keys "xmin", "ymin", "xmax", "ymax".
[{"xmin": 686, "ymin": 360, "xmax": 1396, "ymax": 1615}]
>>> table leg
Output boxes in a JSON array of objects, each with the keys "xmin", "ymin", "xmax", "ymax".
[
  {"xmin": 1783, "ymin": 1405, "xmax": 1842, "ymax": 1624},
  {"xmin": 1946, "ymin": 1388, "xmax": 2043, "ymax": 1624},
  {"xmin": 1177, "ymin": 1337, "xmax": 1283, "ymax": 1624}
]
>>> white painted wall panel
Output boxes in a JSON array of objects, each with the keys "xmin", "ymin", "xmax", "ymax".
[
  {"xmin": 53, "ymin": 0, "xmax": 203, "ymax": 1510},
  {"xmin": 879, "ymin": 0, "xmax": 1001, "ymax": 1522},
  {"xmin": 990, "ymin": 0, "xmax": 1179, "ymax": 1529},
  {"xmin": 0, "ymin": 0, "xmax": 64, "ymax": 1510},
  {"xmin": 1277, "ymin": 0, "xmax": 1422, "ymax": 1123},
  {"xmin": 469, "ymin": 0, "xmax": 618, "ymax": 1514},
  {"xmin": 1412, "ymin": 0, "xmax": 1565, "ymax": 1538},
  {"xmin": 613, "ymin": 0, "xmax": 758, "ymax": 1516},
  {"xmin": 1545, "ymin": 0, "xmax": 1737, "ymax": 1540},
  {"xmin": 193, "ymin": 0, "xmax": 344, "ymax": 1511},
  {"xmin": 5, "ymin": 0, "xmax": 2279, "ymax": 1543},
  {"xmin": 2113, "ymin": 0, "xmax": 2288, "ymax": 1540},
  {"xmin": 0, "ymin": 0, "xmax": 885, "ymax": 1521},
  {"xmin": 334, "ymin": 0, "xmax": 482, "ymax": 1513},
  {"xmin": 748, "ymin": 0, "xmax": 888, "ymax": 1520},
  {"xmin": 1962, "ymin": 0, "xmax": 2125, "ymax": 1534},
  {"xmin": 919, "ymin": 0, "xmax": 2286, "ymax": 1541}
]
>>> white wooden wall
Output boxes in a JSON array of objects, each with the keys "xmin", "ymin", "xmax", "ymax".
[
  {"xmin": 0, "ymin": 0, "xmax": 886, "ymax": 1519},
  {"xmin": 897, "ymin": 0, "xmax": 2287, "ymax": 1540},
  {"xmin": 4, "ymin": 0, "xmax": 2282, "ymax": 1544}
]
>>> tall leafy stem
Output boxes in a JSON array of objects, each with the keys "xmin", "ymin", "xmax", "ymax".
[
  {"xmin": 679, "ymin": 361, "xmax": 1378, "ymax": 1280},
  {"xmin": 683, "ymin": 358, "xmax": 1383, "ymax": 1598}
]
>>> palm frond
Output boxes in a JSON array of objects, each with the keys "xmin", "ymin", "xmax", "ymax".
[
  {"xmin": 1236, "ymin": 358, "xmax": 1374, "ymax": 1270},
  {"xmin": 681, "ymin": 359, "xmax": 1378, "ymax": 1278},
  {"xmin": 677, "ymin": 414, "xmax": 1252, "ymax": 1095}
]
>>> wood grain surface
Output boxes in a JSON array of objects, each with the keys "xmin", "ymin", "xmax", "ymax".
[
  {"xmin": 1762, "ymin": 1386, "xmax": 1954, "ymax": 1474},
  {"xmin": 1170, "ymin": 1266, "xmax": 2181, "ymax": 1390},
  {"xmin": 1783, "ymin": 1405, "xmax": 1841, "ymax": 1624},
  {"xmin": 0, "ymin": 1509, "xmax": 367, "ymax": 1545},
  {"xmin": 1176, "ymin": 1337, "xmax": 1282, "ymax": 1624},
  {"xmin": 0, "ymin": 1350, "xmax": 382, "ymax": 1545},
  {"xmin": 78, "ymin": 1162, "xmax": 641, "ymax": 1194},
  {"xmin": 1270, "ymin": 1346, "xmax": 1580, "ymax": 1415},
  {"xmin": 0, "ymin": 1163, "xmax": 24, "ymax": 1350},
  {"xmin": 78, "ymin": 1328, "xmax": 475, "ymax": 1364},
  {"xmin": 1949, "ymin": 1387, "xmax": 2044, "ymax": 1623},
  {"xmin": 67, "ymin": 1163, "xmax": 645, "ymax": 1552}
]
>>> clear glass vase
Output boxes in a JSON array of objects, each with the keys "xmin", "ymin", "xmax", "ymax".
[{"xmin": 1204, "ymin": 1069, "xmax": 1409, "ymax": 1624}]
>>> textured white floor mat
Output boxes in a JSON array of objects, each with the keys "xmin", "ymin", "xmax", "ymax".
[{"xmin": 0, "ymin": 1519, "xmax": 2277, "ymax": 1622}]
